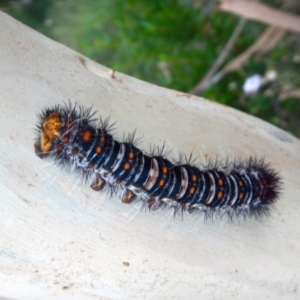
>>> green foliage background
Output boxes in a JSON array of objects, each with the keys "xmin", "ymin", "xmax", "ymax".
[{"xmin": 1, "ymin": 0, "xmax": 299, "ymax": 136}]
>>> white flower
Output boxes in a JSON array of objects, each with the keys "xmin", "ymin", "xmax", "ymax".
[{"xmin": 242, "ymin": 74, "xmax": 263, "ymax": 94}]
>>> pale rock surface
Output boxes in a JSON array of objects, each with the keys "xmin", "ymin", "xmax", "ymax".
[{"xmin": 0, "ymin": 11, "xmax": 299, "ymax": 300}]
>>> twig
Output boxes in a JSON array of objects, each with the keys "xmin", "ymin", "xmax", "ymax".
[
  {"xmin": 212, "ymin": 27, "xmax": 285, "ymax": 80},
  {"xmin": 218, "ymin": 0, "xmax": 300, "ymax": 33},
  {"xmin": 189, "ymin": 17, "xmax": 246, "ymax": 94}
]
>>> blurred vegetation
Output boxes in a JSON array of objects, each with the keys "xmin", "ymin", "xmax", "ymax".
[{"xmin": 1, "ymin": 0, "xmax": 299, "ymax": 137}]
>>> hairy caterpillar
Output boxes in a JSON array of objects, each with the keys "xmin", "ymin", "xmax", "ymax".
[{"xmin": 34, "ymin": 103, "xmax": 281, "ymax": 220}]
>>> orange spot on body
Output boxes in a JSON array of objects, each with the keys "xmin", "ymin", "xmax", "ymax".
[
  {"xmin": 239, "ymin": 192, "xmax": 244, "ymax": 200},
  {"xmin": 124, "ymin": 162, "xmax": 131, "ymax": 171},
  {"xmin": 218, "ymin": 178, "xmax": 223, "ymax": 186},
  {"xmin": 128, "ymin": 151, "xmax": 135, "ymax": 160},
  {"xmin": 162, "ymin": 166, "xmax": 168, "ymax": 174},
  {"xmin": 158, "ymin": 179, "xmax": 165, "ymax": 187},
  {"xmin": 82, "ymin": 130, "xmax": 91, "ymax": 142},
  {"xmin": 95, "ymin": 146, "xmax": 102, "ymax": 154},
  {"xmin": 238, "ymin": 180, "xmax": 243, "ymax": 187},
  {"xmin": 100, "ymin": 136, "xmax": 106, "ymax": 144},
  {"xmin": 189, "ymin": 187, "xmax": 195, "ymax": 195},
  {"xmin": 217, "ymin": 191, "xmax": 223, "ymax": 199},
  {"xmin": 191, "ymin": 174, "xmax": 197, "ymax": 182}
]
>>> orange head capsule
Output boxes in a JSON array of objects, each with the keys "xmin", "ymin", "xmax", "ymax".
[{"xmin": 40, "ymin": 111, "xmax": 63, "ymax": 153}]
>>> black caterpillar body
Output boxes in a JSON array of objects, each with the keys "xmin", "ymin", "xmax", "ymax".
[{"xmin": 34, "ymin": 103, "xmax": 281, "ymax": 220}]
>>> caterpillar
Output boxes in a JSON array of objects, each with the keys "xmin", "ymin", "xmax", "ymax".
[{"xmin": 34, "ymin": 103, "xmax": 281, "ymax": 220}]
